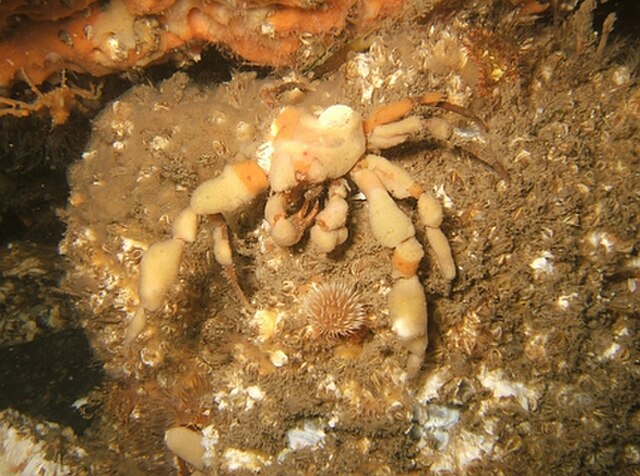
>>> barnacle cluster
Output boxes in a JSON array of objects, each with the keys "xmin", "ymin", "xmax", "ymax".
[{"xmin": 0, "ymin": 409, "xmax": 90, "ymax": 474}]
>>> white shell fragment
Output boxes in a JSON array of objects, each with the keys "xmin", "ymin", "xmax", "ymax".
[
  {"xmin": 269, "ymin": 349, "xmax": 289, "ymax": 367},
  {"xmin": 286, "ymin": 421, "xmax": 326, "ymax": 451},
  {"xmin": 529, "ymin": 251, "xmax": 555, "ymax": 276}
]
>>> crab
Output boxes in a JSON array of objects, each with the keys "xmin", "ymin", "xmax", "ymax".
[
  {"xmin": 0, "ymin": 70, "xmax": 102, "ymax": 126},
  {"xmin": 127, "ymin": 92, "xmax": 466, "ymax": 377}
]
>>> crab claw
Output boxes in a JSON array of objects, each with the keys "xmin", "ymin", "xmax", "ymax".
[{"xmin": 266, "ymin": 193, "xmax": 319, "ymax": 247}]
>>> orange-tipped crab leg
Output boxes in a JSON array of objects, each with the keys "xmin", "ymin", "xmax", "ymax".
[
  {"xmin": 352, "ymin": 154, "xmax": 457, "ymax": 376},
  {"xmin": 125, "ymin": 160, "xmax": 268, "ymax": 344},
  {"xmin": 365, "ymin": 93, "xmax": 447, "ymax": 149},
  {"xmin": 363, "ymin": 92, "xmax": 443, "ymax": 134},
  {"xmin": 364, "ymin": 92, "xmax": 486, "ymax": 148},
  {"xmin": 191, "ymin": 160, "xmax": 269, "ymax": 215},
  {"xmin": 359, "ymin": 154, "xmax": 456, "ymax": 280},
  {"xmin": 350, "ymin": 165, "xmax": 428, "ymax": 377}
]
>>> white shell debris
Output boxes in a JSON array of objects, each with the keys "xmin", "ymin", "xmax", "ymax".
[
  {"xmin": 414, "ymin": 399, "xmax": 499, "ymax": 474},
  {"xmin": 434, "ymin": 184, "xmax": 454, "ymax": 210},
  {"xmin": 150, "ymin": 135, "xmax": 170, "ymax": 151},
  {"xmin": 529, "ymin": 251, "xmax": 555, "ymax": 275},
  {"xmin": 414, "ymin": 404, "xmax": 460, "ymax": 449},
  {"xmin": 213, "ymin": 381, "xmax": 266, "ymax": 412},
  {"xmin": 269, "ymin": 349, "xmax": 288, "ymax": 367},
  {"xmin": 429, "ymin": 428, "xmax": 497, "ymax": 474},
  {"xmin": 599, "ymin": 342, "xmax": 621, "ymax": 360},
  {"xmin": 0, "ymin": 411, "xmax": 85, "ymax": 476},
  {"xmin": 201, "ymin": 425, "xmax": 220, "ymax": 468},
  {"xmin": 556, "ymin": 292, "xmax": 578, "ymax": 309},
  {"xmin": 224, "ymin": 447, "xmax": 272, "ymax": 472},
  {"xmin": 587, "ymin": 230, "xmax": 616, "ymax": 253},
  {"xmin": 417, "ymin": 367, "xmax": 449, "ymax": 402},
  {"xmin": 478, "ymin": 367, "xmax": 541, "ymax": 411},
  {"xmin": 246, "ymin": 385, "xmax": 265, "ymax": 402},
  {"xmin": 286, "ymin": 420, "xmax": 326, "ymax": 451}
]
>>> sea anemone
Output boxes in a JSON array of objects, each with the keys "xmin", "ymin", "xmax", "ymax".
[{"xmin": 301, "ymin": 282, "xmax": 365, "ymax": 339}]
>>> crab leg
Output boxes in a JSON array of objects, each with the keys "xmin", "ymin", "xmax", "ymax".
[
  {"xmin": 363, "ymin": 92, "xmax": 443, "ymax": 134},
  {"xmin": 125, "ymin": 160, "xmax": 267, "ymax": 344},
  {"xmin": 364, "ymin": 92, "xmax": 486, "ymax": 149},
  {"xmin": 309, "ymin": 180, "xmax": 349, "ymax": 253},
  {"xmin": 210, "ymin": 215, "xmax": 251, "ymax": 309},
  {"xmin": 265, "ymin": 192, "xmax": 319, "ymax": 247},
  {"xmin": 360, "ymin": 154, "xmax": 456, "ymax": 280},
  {"xmin": 309, "ymin": 179, "xmax": 350, "ymax": 253},
  {"xmin": 124, "ymin": 206, "xmax": 198, "ymax": 344},
  {"xmin": 352, "ymin": 154, "xmax": 456, "ymax": 376},
  {"xmin": 0, "ymin": 98, "xmax": 33, "ymax": 118},
  {"xmin": 350, "ymin": 166, "xmax": 428, "ymax": 377}
]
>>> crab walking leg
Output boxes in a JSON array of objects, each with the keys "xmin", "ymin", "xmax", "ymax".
[
  {"xmin": 389, "ymin": 276, "xmax": 428, "ymax": 377},
  {"xmin": 367, "ymin": 114, "xmax": 456, "ymax": 150},
  {"xmin": 364, "ymin": 96, "xmax": 439, "ymax": 151},
  {"xmin": 191, "ymin": 160, "xmax": 269, "ymax": 215},
  {"xmin": 265, "ymin": 193, "xmax": 298, "ymax": 246},
  {"xmin": 350, "ymin": 166, "xmax": 428, "ymax": 376},
  {"xmin": 363, "ymin": 92, "xmax": 443, "ymax": 134},
  {"xmin": 309, "ymin": 179, "xmax": 350, "ymax": 253},
  {"xmin": 418, "ymin": 194, "xmax": 456, "ymax": 280},
  {"xmin": 125, "ymin": 205, "xmax": 200, "ymax": 343},
  {"xmin": 125, "ymin": 160, "xmax": 268, "ymax": 343},
  {"xmin": 210, "ymin": 214, "xmax": 252, "ymax": 308},
  {"xmin": 364, "ymin": 92, "xmax": 486, "ymax": 150},
  {"xmin": 360, "ymin": 154, "xmax": 456, "ymax": 280},
  {"xmin": 125, "ymin": 239, "xmax": 184, "ymax": 344},
  {"xmin": 367, "ymin": 116, "xmax": 424, "ymax": 150},
  {"xmin": 124, "ymin": 206, "xmax": 199, "ymax": 344}
]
